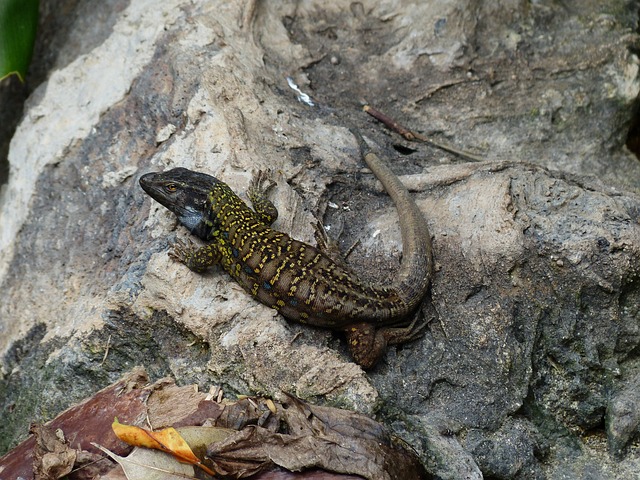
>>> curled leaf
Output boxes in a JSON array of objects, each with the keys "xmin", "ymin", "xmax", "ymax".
[{"xmin": 112, "ymin": 419, "xmax": 216, "ymax": 476}]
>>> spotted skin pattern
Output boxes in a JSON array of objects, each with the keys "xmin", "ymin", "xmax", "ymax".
[{"xmin": 139, "ymin": 130, "xmax": 433, "ymax": 368}]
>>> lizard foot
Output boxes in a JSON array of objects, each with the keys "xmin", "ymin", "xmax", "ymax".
[
  {"xmin": 248, "ymin": 170, "xmax": 278, "ymax": 225},
  {"xmin": 384, "ymin": 311, "xmax": 430, "ymax": 345},
  {"xmin": 169, "ymin": 238, "xmax": 204, "ymax": 272},
  {"xmin": 313, "ymin": 220, "xmax": 342, "ymax": 260},
  {"xmin": 313, "ymin": 221, "xmax": 358, "ymax": 269},
  {"xmin": 248, "ymin": 169, "xmax": 276, "ymax": 196}
]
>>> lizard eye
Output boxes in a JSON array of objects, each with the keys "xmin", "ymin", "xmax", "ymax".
[{"xmin": 165, "ymin": 183, "xmax": 178, "ymax": 192}]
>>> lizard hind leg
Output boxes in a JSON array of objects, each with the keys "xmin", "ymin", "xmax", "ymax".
[
  {"xmin": 313, "ymin": 220, "xmax": 360, "ymax": 271},
  {"xmin": 345, "ymin": 322, "xmax": 386, "ymax": 370},
  {"xmin": 247, "ymin": 170, "xmax": 279, "ymax": 226},
  {"xmin": 345, "ymin": 313, "xmax": 428, "ymax": 369}
]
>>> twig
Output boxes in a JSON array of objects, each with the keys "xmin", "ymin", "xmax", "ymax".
[
  {"xmin": 363, "ymin": 104, "xmax": 486, "ymax": 162},
  {"xmin": 100, "ymin": 335, "xmax": 111, "ymax": 366}
]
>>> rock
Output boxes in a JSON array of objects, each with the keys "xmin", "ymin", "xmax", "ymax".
[
  {"xmin": 1, "ymin": 0, "xmax": 639, "ymax": 478},
  {"xmin": 466, "ymin": 418, "xmax": 547, "ymax": 479},
  {"xmin": 607, "ymin": 368, "xmax": 640, "ymax": 458}
]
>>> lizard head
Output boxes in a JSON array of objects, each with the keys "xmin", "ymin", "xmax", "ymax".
[{"xmin": 139, "ymin": 167, "xmax": 219, "ymax": 239}]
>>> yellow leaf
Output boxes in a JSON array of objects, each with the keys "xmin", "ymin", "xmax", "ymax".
[
  {"xmin": 112, "ymin": 419, "xmax": 164, "ymax": 450},
  {"xmin": 112, "ymin": 419, "xmax": 216, "ymax": 477},
  {"xmin": 151, "ymin": 427, "xmax": 200, "ymax": 464}
]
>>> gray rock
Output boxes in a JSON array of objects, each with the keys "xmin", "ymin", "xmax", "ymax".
[
  {"xmin": 466, "ymin": 418, "xmax": 547, "ymax": 479},
  {"xmin": 1, "ymin": 1, "xmax": 640, "ymax": 478},
  {"xmin": 607, "ymin": 366, "xmax": 640, "ymax": 458}
]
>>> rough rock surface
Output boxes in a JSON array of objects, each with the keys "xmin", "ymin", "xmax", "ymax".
[{"xmin": 1, "ymin": 0, "xmax": 640, "ymax": 478}]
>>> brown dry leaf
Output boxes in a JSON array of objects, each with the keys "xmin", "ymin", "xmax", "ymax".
[
  {"xmin": 0, "ymin": 368, "xmax": 156, "ymax": 480},
  {"xmin": 31, "ymin": 423, "xmax": 77, "ymax": 480},
  {"xmin": 93, "ymin": 442, "xmax": 195, "ymax": 480},
  {"xmin": 205, "ymin": 395, "xmax": 430, "ymax": 480},
  {"xmin": 213, "ymin": 396, "xmax": 282, "ymax": 431}
]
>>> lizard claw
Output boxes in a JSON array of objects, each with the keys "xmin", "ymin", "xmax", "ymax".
[
  {"xmin": 248, "ymin": 170, "xmax": 276, "ymax": 198},
  {"xmin": 394, "ymin": 313, "xmax": 430, "ymax": 343},
  {"xmin": 169, "ymin": 238, "xmax": 215, "ymax": 272}
]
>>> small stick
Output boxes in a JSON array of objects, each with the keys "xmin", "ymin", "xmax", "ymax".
[
  {"xmin": 100, "ymin": 335, "xmax": 111, "ymax": 366},
  {"xmin": 363, "ymin": 104, "xmax": 486, "ymax": 162},
  {"xmin": 363, "ymin": 105, "xmax": 417, "ymax": 141}
]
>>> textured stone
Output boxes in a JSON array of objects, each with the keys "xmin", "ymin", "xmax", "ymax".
[{"xmin": 1, "ymin": 1, "xmax": 639, "ymax": 478}]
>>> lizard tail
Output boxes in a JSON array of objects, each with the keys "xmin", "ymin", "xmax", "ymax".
[{"xmin": 349, "ymin": 128, "xmax": 433, "ymax": 312}]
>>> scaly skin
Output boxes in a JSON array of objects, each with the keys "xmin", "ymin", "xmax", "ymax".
[{"xmin": 139, "ymin": 130, "xmax": 433, "ymax": 368}]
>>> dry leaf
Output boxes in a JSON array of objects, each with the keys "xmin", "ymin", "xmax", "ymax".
[
  {"xmin": 112, "ymin": 419, "xmax": 196, "ymax": 461},
  {"xmin": 112, "ymin": 419, "xmax": 218, "ymax": 476},
  {"xmin": 176, "ymin": 425, "xmax": 235, "ymax": 452},
  {"xmin": 1, "ymin": 369, "xmax": 427, "ymax": 480},
  {"xmin": 31, "ymin": 424, "xmax": 76, "ymax": 480},
  {"xmin": 205, "ymin": 395, "xmax": 430, "ymax": 480},
  {"xmin": 93, "ymin": 443, "xmax": 195, "ymax": 480}
]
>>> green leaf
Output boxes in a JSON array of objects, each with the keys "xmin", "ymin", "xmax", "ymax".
[{"xmin": 0, "ymin": 0, "xmax": 39, "ymax": 82}]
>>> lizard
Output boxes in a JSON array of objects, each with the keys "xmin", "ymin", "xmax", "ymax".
[{"xmin": 139, "ymin": 129, "xmax": 433, "ymax": 369}]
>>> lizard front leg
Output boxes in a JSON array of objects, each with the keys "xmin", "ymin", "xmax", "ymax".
[
  {"xmin": 169, "ymin": 238, "xmax": 223, "ymax": 272},
  {"xmin": 247, "ymin": 170, "xmax": 279, "ymax": 226}
]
